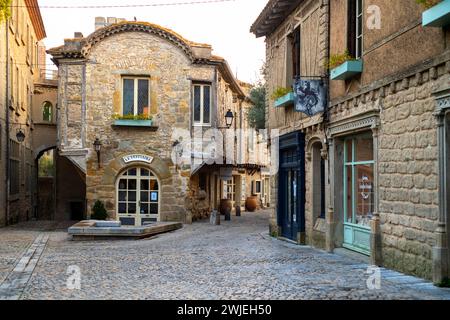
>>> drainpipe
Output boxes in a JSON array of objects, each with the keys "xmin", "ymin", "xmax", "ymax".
[
  {"xmin": 5, "ymin": 19, "xmax": 10, "ymax": 226},
  {"xmin": 324, "ymin": 0, "xmax": 335, "ymax": 253}
]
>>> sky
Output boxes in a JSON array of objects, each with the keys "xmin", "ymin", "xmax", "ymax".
[{"xmin": 39, "ymin": 0, "xmax": 268, "ymax": 84}]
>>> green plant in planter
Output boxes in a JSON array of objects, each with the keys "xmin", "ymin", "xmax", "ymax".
[
  {"xmin": 271, "ymin": 87, "xmax": 293, "ymax": 100},
  {"xmin": 112, "ymin": 113, "xmax": 153, "ymax": 121},
  {"xmin": 91, "ymin": 200, "xmax": 108, "ymax": 220},
  {"xmin": 416, "ymin": 0, "xmax": 441, "ymax": 9},
  {"xmin": 326, "ymin": 50, "xmax": 357, "ymax": 70}
]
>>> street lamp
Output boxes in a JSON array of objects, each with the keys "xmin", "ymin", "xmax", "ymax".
[
  {"xmin": 93, "ymin": 138, "xmax": 102, "ymax": 169},
  {"xmin": 225, "ymin": 109, "xmax": 234, "ymax": 128},
  {"xmin": 217, "ymin": 109, "xmax": 235, "ymax": 129}
]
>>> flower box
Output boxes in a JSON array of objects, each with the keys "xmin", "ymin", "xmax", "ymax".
[
  {"xmin": 274, "ymin": 92, "xmax": 295, "ymax": 108},
  {"xmin": 330, "ymin": 60, "xmax": 363, "ymax": 81},
  {"xmin": 422, "ymin": 0, "xmax": 450, "ymax": 27},
  {"xmin": 113, "ymin": 119, "xmax": 154, "ymax": 127}
]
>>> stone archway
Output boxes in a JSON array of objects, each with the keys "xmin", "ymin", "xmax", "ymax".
[{"xmin": 306, "ymin": 136, "xmax": 327, "ymax": 248}]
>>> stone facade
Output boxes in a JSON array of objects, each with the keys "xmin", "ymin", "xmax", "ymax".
[
  {"xmin": 253, "ymin": 0, "xmax": 450, "ymax": 282},
  {"xmin": 49, "ymin": 20, "xmax": 263, "ymax": 225},
  {"xmin": 327, "ymin": 0, "xmax": 450, "ymax": 282},
  {"xmin": 0, "ymin": 0, "xmax": 46, "ymax": 226}
]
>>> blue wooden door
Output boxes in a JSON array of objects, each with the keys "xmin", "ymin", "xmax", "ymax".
[{"xmin": 278, "ymin": 132, "xmax": 305, "ymax": 242}]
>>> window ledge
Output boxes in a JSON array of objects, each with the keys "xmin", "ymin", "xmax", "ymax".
[
  {"xmin": 330, "ymin": 60, "xmax": 363, "ymax": 81},
  {"xmin": 274, "ymin": 92, "xmax": 295, "ymax": 108},
  {"xmin": 112, "ymin": 119, "xmax": 158, "ymax": 130},
  {"xmin": 422, "ymin": 0, "xmax": 450, "ymax": 27},
  {"xmin": 35, "ymin": 122, "xmax": 56, "ymax": 126}
]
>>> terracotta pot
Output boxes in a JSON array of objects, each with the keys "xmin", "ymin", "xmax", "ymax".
[
  {"xmin": 219, "ymin": 199, "xmax": 232, "ymax": 216},
  {"xmin": 245, "ymin": 196, "xmax": 258, "ymax": 212}
]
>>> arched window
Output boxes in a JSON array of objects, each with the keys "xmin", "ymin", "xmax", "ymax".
[{"xmin": 42, "ymin": 101, "xmax": 53, "ymax": 122}]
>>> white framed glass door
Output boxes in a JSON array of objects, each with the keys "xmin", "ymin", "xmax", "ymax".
[
  {"xmin": 117, "ymin": 167, "xmax": 160, "ymax": 226},
  {"xmin": 343, "ymin": 133, "xmax": 374, "ymax": 255}
]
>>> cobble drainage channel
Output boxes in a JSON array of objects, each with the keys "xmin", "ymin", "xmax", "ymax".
[{"xmin": 0, "ymin": 234, "xmax": 49, "ymax": 300}]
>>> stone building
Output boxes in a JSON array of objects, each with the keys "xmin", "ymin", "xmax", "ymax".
[
  {"xmin": 251, "ymin": 0, "xmax": 330, "ymax": 246},
  {"xmin": 0, "ymin": 0, "xmax": 46, "ymax": 226},
  {"xmin": 253, "ymin": 0, "xmax": 450, "ymax": 283},
  {"xmin": 49, "ymin": 19, "xmax": 266, "ymax": 226},
  {"xmin": 328, "ymin": 0, "xmax": 450, "ymax": 283}
]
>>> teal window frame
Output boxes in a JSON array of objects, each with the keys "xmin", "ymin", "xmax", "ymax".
[{"xmin": 343, "ymin": 135, "xmax": 374, "ymax": 230}]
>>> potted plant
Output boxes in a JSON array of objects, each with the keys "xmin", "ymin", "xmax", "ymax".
[
  {"xmin": 419, "ymin": 0, "xmax": 450, "ymax": 27},
  {"xmin": 91, "ymin": 200, "xmax": 108, "ymax": 220},
  {"xmin": 417, "ymin": 0, "xmax": 442, "ymax": 9},
  {"xmin": 328, "ymin": 50, "xmax": 363, "ymax": 81},
  {"xmin": 272, "ymin": 87, "xmax": 294, "ymax": 108}
]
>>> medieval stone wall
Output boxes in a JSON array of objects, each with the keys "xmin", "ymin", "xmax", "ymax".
[{"xmin": 328, "ymin": 57, "xmax": 450, "ymax": 280}]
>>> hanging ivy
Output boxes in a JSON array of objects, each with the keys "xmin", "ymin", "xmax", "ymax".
[{"xmin": 0, "ymin": 0, "xmax": 12, "ymax": 22}]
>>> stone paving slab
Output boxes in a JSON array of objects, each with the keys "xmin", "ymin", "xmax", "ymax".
[
  {"xmin": 0, "ymin": 234, "xmax": 49, "ymax": 300},
  {"xmin": 0, "ymin": 231, "xmax": 38, "ymax": 284},
  {"xmin": 1, "ymin": 212, "xmax": 450, "ymax": 300}
]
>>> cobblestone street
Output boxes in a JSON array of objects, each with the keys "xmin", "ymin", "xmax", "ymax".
[{"xmin": 1, "ymin": 211, "xmax": 450, "ymax": 300}]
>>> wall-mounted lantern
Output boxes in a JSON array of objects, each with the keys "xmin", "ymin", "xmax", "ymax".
[
  {"xmin": 218, "ymin": 109, "xmax": 234, "ymax": 129},
  {"xmin": 93, "ymin": 138, "xmax": 102, "ymax": 169},
  {"xmin": 16, "ymin": 129, "xmax": 26, "ymax": 143}
]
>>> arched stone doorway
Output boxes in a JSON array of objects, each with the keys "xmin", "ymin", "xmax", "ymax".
[
  {"xmin": 116, "ymin": 167, "xmax": 161, "ymax": 226},
  {"xmin": 35, "ymin": 146, "xmax": 87, "ymax": 221},
  {"xmin": 36, "ymin": 147, "xmax": 57, "ymax": 220}
]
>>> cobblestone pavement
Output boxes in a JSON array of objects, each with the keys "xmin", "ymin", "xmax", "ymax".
[{"xmin": 1, "ymin": 211, "xmax": 450, "ymax": 300}]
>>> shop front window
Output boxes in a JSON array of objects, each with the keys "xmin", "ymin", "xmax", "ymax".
[{"xmin": 344, "ymin": 133, "xmax": 374, "ymax": 228}]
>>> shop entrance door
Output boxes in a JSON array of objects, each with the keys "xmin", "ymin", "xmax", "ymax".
[
  {"xmin": 117, "ymin": 167, "xmax": 160, "ymax": 226},
  {"xmin": 278, "ymin": 132, "xmax": 305, "ymax": 242},
  {"xmin": 343, "ymin": 134, "xmax": 374, "ymax": 255}
]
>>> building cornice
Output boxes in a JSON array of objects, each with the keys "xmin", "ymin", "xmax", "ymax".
[
  {"xmin": 250, "ymin": 0, "xmax": 304, "ymax": 38},
  {"xmin": 25, "ymin": 0, "xmax": 46, "ymax": 40}
]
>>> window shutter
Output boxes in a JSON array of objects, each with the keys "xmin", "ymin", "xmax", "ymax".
[{"xmin": 347, "ymin": 0, "xmax": 357, "ymax": 58}]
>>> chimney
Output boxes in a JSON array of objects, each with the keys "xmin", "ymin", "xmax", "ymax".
[
  {"xmin": 95, "ymin": 17, "xmax": 106, "ymax": 30},
  {"xmin": 74, "ymin": 32, "xmax": 84, "ymax": 38},
  {"xmin": 107, "ymin": 17, "xmax": 117, "ymax": 25}
]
